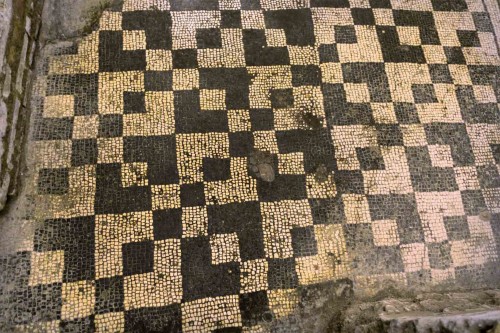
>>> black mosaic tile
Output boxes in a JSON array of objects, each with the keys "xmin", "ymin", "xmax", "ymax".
[
  {"xmin": 123, "ymin": 92, "xmax": 146, "ymax": 115},
  {"xmin": 476, "ymin": 165, "xmax": 500, "ymax": 189},
  {"xmin": 124, "ymin": 304, "xmax": 182, "ymax": 332},
  {"xmin": 457, "ymin": 30, "xmax": 481, "ymax": 47},
  {"xmin": 431, "ymin": 0, "xmax": 468, "ymax": 11},
  {"xmin": 122, "ymin": 240, "xmax": 155, "ymax": 276},
  {"xmin": 428, "ymin": 64, "xmax": 453, "ymax": 83},
  {"xmin": 180, "ymin": 183, "xmax": 206, "ymax": 207},
  {"xmin": 196, "ymin": 28, "xmax": 223, "ymax": 49},
  {"xmin": 221, "ymin": 10, "xmax": 242, "ymax": 28},
  {"xmin": 249, "ymin": 108, "xmax": 274, "ymax": 131},
  {"xmin": 291, "ymin": 226, "xmax": 318, "ymax": 257},
  {"xmin": 394, "ymin": 102, "xmax": 420, "ymax": 124},
  {"xmin": 99, "ymin": 114, "xmax": 123, "ymax": 138},
  {"xmin": 95, "ymin": 276, "xmax": 124, "ymax": 314},
  {"xmin": 460, "ymin": 190, "xmax": 488, "ymax": 216},
  {"xmin": 153, "ymin": 209, "xmax": 183, "ymax": 240},
  {"xmin": 368, "ymin": 194, "xmax": 425, "ymax": 244},
  {"xmin": 170, "ymin": 0, "xmax": 218, "ymax": 10},
  {"xmin": 412, "ymin": 84, "xmax": 438, "ymax": 103},
  {"xmin": 181, "ymin": 237, "xmax": 240, "ymax": 301},
  {"xmin": 319, "ymin": 44, "xmax": 339, "ymax": 63},
  {"xmin": 71, "ymin": 139, "xmax": 98, "ymax": 167},
  {"xmin": 444, "ymin": 46, "xmax": 466, "ymax": 64},
  {"xmin": 242, "ymin": 29, "xmax": 290, "ymax": 66},
  {"xmin": 60, "ymin": 317, "xmax": 94, "ymax": 333},
  {"xmin": 376, "ymin": 124, "xmax": 404, "ymax": 146},
  {"xmin": 352, "ymin": 8, "xmax": 375, "ymax": 25},
  {"xmin": 264, "ymin": 9, "xmax": 315, "ymax": 46},
  {"xmin": 172, "ymin": 49, "xmax": 198, "ymax": 69},
  {"xmin": 334, "ymin": 26, "xmax": 357, "ymax": 44},
  {"xmin": 472, "ymin": 12, "xmax": 494, "ymax": 32},
  {"xmin": 122, "ymin": 11, "xmax": 172, "ymax": 49},
  {"xmin": 311, "ymin": 0, "xmax": 349, "ymax": 8},
  {"xmin": 444, "ymin": 215, "xmax": 470, "ymax": 241},
  {"xmin": 356, "ymin": 147, "xmax": 386, "ymax": 171},
  {"xmin": 145, "ymin": 71, "xmax": 173, "ymax": 91},
  {"xmin": 34, "ymin": 217, "xmax": 95, "ymax": 282},
  {"xmin": 428, "ymin": 241, "xmax": 452, "ymax": 269},
  {"xmin": 37, "ymin": 168, "xmax": 69, "ymax": 195},
  {"xmin": 241, "ymin": 0, "xmax": 261, "ymax": 10},
  {"xmin": 203, "ymin": 158, "xmax": 232, "ymax": 182},
  {"xmin": 239, "ymin": 291, "xmax": 269, "ymax": 327},
  {"xmin": 99, "ymin": 31, "xmax": 146, "ymax": 72},
  {"xmin": 376, "ymin": 26, "xmax": 426, "ymax": 63},
  {"xmin": 267, "ymin": 258, "xmax": 298, "ymax": 289}
]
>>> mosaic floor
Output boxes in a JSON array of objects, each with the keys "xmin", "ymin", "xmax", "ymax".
[{"xmin": 1, "ymin": 0, "xmax": 500, "ymax": 331}]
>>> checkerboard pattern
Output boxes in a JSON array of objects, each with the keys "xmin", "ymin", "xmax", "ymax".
[{"xmin": 2, "ymin": 0, "xmax": 500, "ymax": 331}]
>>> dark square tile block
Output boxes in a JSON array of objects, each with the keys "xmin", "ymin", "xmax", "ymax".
[
  {"xmin": 291, "ymin": 65, "xmax": 322, "ymax": 86},
  {"xmin": 98, "ymin": 114, "xmax": 123, "ymax": 138},
  {"xmin": 229, "ymin": 132, "xmax": 254, "ymax": 157},
  {"xmin": 239, "ymin": 291, "xmax": 269, "ymax": 327},
  {"xmin": 429, "ymin": 64, "xmax": 453, "ymax": 83},
  {"xmin": 412, "ymin": 84, "xmax": 438, "ymax": 103},
  {"xmin": 432, "ymin": 0, "xmax": 468, "ymax": 11},
  {"xmin": 221, "ymin": 10, "xmax": 242, "ymax": 28},
  {"xmin": 291, "ymin": 226, "xmax": 318, "ymax": 257},
  {"xmin": 369, "ymin": 0, "xmax": 391, "ymax": 8},
  {"xmin": 445, "ymin": 47, "xmax": 466, "ymax": 64},
  {"xmin": 38, "ymin": 168, "xmax": 69, "ymax": 195},
  {"xmin": 181, "ymin": 237, "xmax": 240, "ymax": 301},
  {"xmin": 427, "ymin": 241, "xmax": 452, "ymax": 269},
  {"xmin": 122, "ymin": 240, "xmax": 154, "ymax": 276},
  {"xmin": 153, "ymin": 209, "xmax": 183, "ymax": 240},
  {"xmin": 95, "ymin": 276, "xmax": 124, "ymax": 314},
  {"xmin": 249, "ymin": 108, "xmax": 274, "ymax": 131},
  {"xmin": 476, "ymin": 165, "xmax": 500, "ymax": 189},
  {"xmin": 203, "ymin": 158, "xmax": 232, "ymax": 182},
  {"xmin": 461, "ymin": 190, "xmax": 487, "ymax": 216},
  {"xmin": 180, "ymin": 183, "xmax": 206, "ymax": 207},
  {"xmin": 472, "ymin": 12, "xmax": 494, "ymax": 32},
  {"xmin": 124, "ymin": 304, "xmax": 182, "ymax": 332},
  {"xmin": 71, "ymin": 139, "xmax": 98, "ymax": 166},
  {"xmin": 356, "ymin": 147, "xmax": 386, "ymax": 171},
  {"xmin": 145, "ymin": 71, "xmax": 173, "ymax": 91},
  {"xmin": 257, "ymin": 174, "xmax": 307, "ymax": 201},
  {"xmin": 352, "ymin": 8, "xmax": 375, "ymax": 25},
  {"xmin": 319, "ymin": 44, "xmax": 339, "ymax": 63},
  {"xmin": 241, "ymin": 0, "xmax": 261, "ymax": 9},
  {"xmin": 267, "ymin": 258, "xmax": 298, "ymax": 289},
  {"xmin": 444, "ymin": 215, "xmax": 470, "ymax": 241},
  {"xmin": 172, "ymin": 49, "xmax": 198, "ymax": 69},
  {"xmin": 270, "ymin": 89, "xmax": 294, "ymax": 109},
  {"xmin": 196, "ymin": 28, "xmax": 223, "ymax": 49},
  {"xmin": 394, "ymin": 102, "xmax": 420, "ymax": 124},
  {"xmin": 334, "ymin": 26, "xmax": 357, "ymax": 44},
  {"xmin": 123, "ymin": 92, "xmax": 146, "ymax": 114},
  {"xmin": 170, "ymin": 0, "xmax": 218, "ymax": 10},
  {"xmin": 491, "ymin": 144, "xmax": 500, "ymax": 164},
  {"xmin": 376, "ymin": 124, "xmax": 404, "ymax": 146},
  {"xmin": 457, "ymin": 30, "xmax": 481, "ymax": 47}
]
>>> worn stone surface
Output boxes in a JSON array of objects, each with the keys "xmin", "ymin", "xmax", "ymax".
[
  {"xmin": 342, "ymin": 290, "xmax": 500, "ymax": 333},
  {"xmin": 1, "ymin": 0, "xmax": 500, "ymax": 332},
  {"xmin": 41, "ymin": 0, "xmax": 122, "ymax": 42}
]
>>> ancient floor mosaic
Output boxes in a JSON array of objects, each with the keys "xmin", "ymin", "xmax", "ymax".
[{"xmin": 1, "ymin": 0, "xmax": 500, "ymax": 331}]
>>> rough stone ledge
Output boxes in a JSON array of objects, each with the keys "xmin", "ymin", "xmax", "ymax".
[
  {"xmin": 0, "ymin": 0, "xmax": 43, "ymax": 211},
  {"xmin": 342, "ymin": 290, "xmax": 500, "ymax": 333}
]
